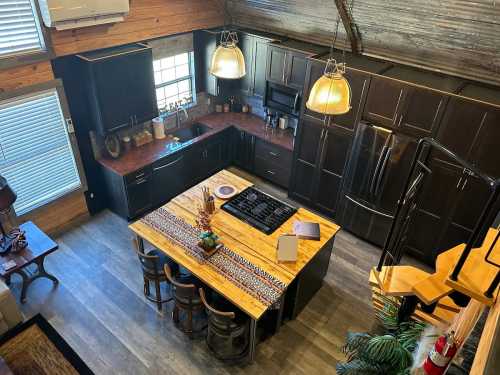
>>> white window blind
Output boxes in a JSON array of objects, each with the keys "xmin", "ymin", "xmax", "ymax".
[
  {"xmin": 0, "ymin": 0, "xmax": 46, "ymax": 58},
  {"xmin": 0, "ymin": 89, "xmax": 82, "ymax": 215}
]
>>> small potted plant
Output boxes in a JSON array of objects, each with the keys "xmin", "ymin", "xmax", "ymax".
[{"xmin": 196, "ymin": 207, "xmax": 220, "ymax": 254}]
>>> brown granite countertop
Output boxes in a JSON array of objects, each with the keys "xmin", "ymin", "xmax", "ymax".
[{"xmin": 97, "ymin": 112, "xmax": 295, "ymax": 176}]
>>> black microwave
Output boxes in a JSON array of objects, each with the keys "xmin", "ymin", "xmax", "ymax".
[{"xmin": 265, "ymin": 82, "xmax": 301, "ymax": 117}]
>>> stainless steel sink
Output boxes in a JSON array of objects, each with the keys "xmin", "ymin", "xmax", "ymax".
[{"xmin": 170, "ymin": 123, "xmax": 212, "ymax": 143}]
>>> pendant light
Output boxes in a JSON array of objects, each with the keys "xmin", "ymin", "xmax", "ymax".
[
  {"xmin": 209, "ymin": 1, "xmax": 246, "ymax": 80},
  {"xmin": 306, "ymin": 2, "xmax": 352, "ymax": 115}
]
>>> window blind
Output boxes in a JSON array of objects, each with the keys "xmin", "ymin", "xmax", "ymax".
[
  {"xmin": 0, "ymin": 0, "xmax": 45, "ymax": 58},
  {"xmin": 0, "ymin": 89, "xmax": 81, "ymax": 215}
]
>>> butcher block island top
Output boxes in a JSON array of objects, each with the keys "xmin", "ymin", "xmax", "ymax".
[{"xmin": 129, "ymin": 170, "xmax": 340, "ymax": 320}]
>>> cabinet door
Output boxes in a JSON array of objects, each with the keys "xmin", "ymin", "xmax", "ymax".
[
  {"xmin": 286, "ymin": 51, "xmax": 307, "ymax": 90},
  {"xmin": 469, "ymin": 106, "xmax": 500, "ymax": 177},
  {"xmin": 363, "ymin": 77, "xmax": 405, "ymax": 128},
  {"xmin": 266, "ymin": 46, "xmax": 286, "ymax": 85},
  {"xmin": 331, "ymin": 70, "xmax": 370, "ymax": 130},
  {"xmin": 233, "ymin": 129, "xmax": 255, "ymax": 171},
  {"xmin": 129, "ymin": 49, "xmax": 158, "ymax": 124},
  {"xmin": 152, "ymin": 154, "xmax": 186, "ymax": 206},
  {"xmin": 194, "ymin": 30, "xmax": 219, "ymax": 96},
  {"xmin": 436, "ymin": 97, "xmax": 487, "ymax": 163},
  {"xmin": 253, "ymin": 38, "xmax": 269, "ymax": 98},
  {"xmin": 239, "ymin": 34, "xmax": 255, "ymax": 96},
  {"xmin": 403, "ymin": 159, "xmax": 459, "ymax": 263},
  {"xmin": 93, "ymin": 55, "xmax": 135, "ymax": 132},
  {"xmin": 303, "ymin": 60, "xmax": 327, "ymax": 121},
  {"xmin": 290, "ymin": 117, "xmax": 324, "ymax": 202},
  {"xmin": 204, "ymin": 137, "xmax": 224, "ymax": 175},
  {"xmin": 315, "ymin": 125, "xmax": 353, "ymax": 215},
  {"xmin": 397, "ymin": 87, "xmax": 447, "ymax": 138}
]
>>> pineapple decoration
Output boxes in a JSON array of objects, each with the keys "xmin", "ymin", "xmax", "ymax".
[{"xmin": 196, "ymin": 206, "xmax": 219, "ymax": 251}]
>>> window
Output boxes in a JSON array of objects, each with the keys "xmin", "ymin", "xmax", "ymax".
[
  {"xmin": 0, "ymin": 0, "xmax": 47, "ymax": 59},
  {"xmin": 153, "ymin": 52, "xmax": 196, "ymax": 110},
  {"xmin": 0, "ymin": 85, "xmax": 82, "ymax": 215}
]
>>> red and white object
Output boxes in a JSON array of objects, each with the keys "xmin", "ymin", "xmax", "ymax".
[{"xmin": 423, "ymin": 332, "xmax": 458, "ymax": 375}]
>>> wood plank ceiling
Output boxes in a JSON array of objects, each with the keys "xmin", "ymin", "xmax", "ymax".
[{"xmin": 228, "ymin": 0, "xmax": 500, "ymax": 86}]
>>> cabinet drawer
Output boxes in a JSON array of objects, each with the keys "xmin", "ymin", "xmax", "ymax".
[
  {"xmin": 254, "ymin": 139, "xmax": 292, "ymax": 166},
  {"xmin": 255, "ymin": 156, "xmax": 291, "ymax": 187},
  {"xmin": 125, "ymin": 166, "xmax": 152, "ymax": 184}
]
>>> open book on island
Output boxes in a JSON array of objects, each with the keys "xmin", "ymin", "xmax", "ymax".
[{"xmin": 293, "ymin": 221, "xmax": 320, "ymax": 241}]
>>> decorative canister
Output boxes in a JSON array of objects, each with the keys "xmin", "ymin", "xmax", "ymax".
[
  {"xmin": 223, "ymin": 103, "xmax": 230, "ymax": 113},
  {"xmin": 215, "ymin": 104, "xmax": 223, "ymax": 113},
  {"xmin": 152, "ymin": 117, "xmax": 166, "ymax": 139},
  {"xmin": 122, "ymin": 136, "xmax": 132, "ymax": 152}
]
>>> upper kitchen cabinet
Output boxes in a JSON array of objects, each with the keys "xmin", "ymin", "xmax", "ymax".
[
  {"xmin": 266, "ymin": 40, "xmax": 328, "ymax": 91},
  {"xmin": 237, "ymin": 30, "xmax": 280, "ymax": 98},
  {"xmin": 363, "ymin": 66, "xmax": 463, "ymax": 137},
  {"xmin": 194, "ymin": 29, "xmax": 220, "ymax": 96},
  {"xmin": 77, "ymin": 44, "xmax": 158, "ymax": 134},
  {"xmin": 435, "ymin": 94, "xmax": 500, "ymax": 176}
]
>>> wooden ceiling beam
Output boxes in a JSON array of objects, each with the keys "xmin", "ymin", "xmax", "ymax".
[{"xmin": 334, "ymin": 0, "xmax": 361, "ymax": 54}]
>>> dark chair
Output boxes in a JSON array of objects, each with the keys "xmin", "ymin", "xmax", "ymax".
[
  {"xmin": 164, "ymin": 263, "xmax": 205, "ymax": 338},
  {"xmin": 199, "ymin": 288, "xmax": 249, "ymax": 360},
  {"xmin": 136, "ymin": 249, "xmax": 178, "ymax": 311}
]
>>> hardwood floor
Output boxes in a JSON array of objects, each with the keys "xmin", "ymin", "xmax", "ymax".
[{"xmin": 11, "ymin": 169, "xmax": 402, "ymax": 374}]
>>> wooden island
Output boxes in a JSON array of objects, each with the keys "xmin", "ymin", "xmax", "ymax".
[{"xmin": 129, "ymin": 169, "xmax": 340, "ymax": 361}]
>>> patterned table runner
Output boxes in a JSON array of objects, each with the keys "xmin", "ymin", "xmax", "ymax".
[{"xmin": 141, "ymin": 207, "xmax": 286, "ymax": 307}]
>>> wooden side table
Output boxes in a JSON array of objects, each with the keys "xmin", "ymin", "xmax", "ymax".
[{"xmin": 0, "ymin": 222, "xmax": 59, "ymax": 303}]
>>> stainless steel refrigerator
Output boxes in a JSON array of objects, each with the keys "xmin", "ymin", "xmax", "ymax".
[{"xmin": 338, "ymin": 122, "xmax": 417, "ymax": 246}]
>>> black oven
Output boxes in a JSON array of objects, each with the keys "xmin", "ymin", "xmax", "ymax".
[{"xmin": 265, "ymin": 82, "xmax": 301, "ymax": 117}]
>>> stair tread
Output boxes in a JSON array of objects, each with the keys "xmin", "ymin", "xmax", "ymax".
[{"xmin": 372, "ymin": 266, "xmax": 430, "ymax": 296}]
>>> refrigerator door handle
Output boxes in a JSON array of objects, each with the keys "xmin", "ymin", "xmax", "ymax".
[
  {"xmin": 345, "ymin": 195, "xmax": 394, "ymax": 219},
  {"xmin": 374, "ymin": 147, "xmax": 392, "ymax": 196},
  {"xmin": 370, "ymin": 145, "xmax": 389, "ymax": 195}
]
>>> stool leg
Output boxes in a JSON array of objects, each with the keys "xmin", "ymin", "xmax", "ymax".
[
  {"xmin": 173, "ymin": 305, "xmax": 179, "ymax": 324},
  {"xmin": 155, "ymin": 280, "xmax": 162, "ymax": 311},
  {"xmin": 144, "ymin": 277, "xmax": 150, "ymax": 296},
  {"xmin": 187, "ymin": 309, "xmax": 193, "ymax": 339}
]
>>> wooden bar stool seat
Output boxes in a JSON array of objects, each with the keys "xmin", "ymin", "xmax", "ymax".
[
  {"xmin": 164, "ymin": 263, "xmax": 206, "ymax": 338},
  {"xmin": 199, "ymin": 288, "xmax": 249, "ymax": 361},
  {"xmin": 136, "ymin": 249, "xmax": 178, "ymax": 311}
]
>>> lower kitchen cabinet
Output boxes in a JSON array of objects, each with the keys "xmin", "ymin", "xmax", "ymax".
[
  {"xmin": 254, "ymin": 138, "xmax": 293, "ymax": 188},
  {"xmin": 101, "ymin": 166, "xmax": 154, "ymax": 220},
  {"xmin": 233, "ymin": 128, "xmax": 256, "ymax": 172}
]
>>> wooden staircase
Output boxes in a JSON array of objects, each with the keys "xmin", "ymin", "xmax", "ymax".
[{"xmin": 370, "ymin": 228, "xmax": 500, "ymax": 326}]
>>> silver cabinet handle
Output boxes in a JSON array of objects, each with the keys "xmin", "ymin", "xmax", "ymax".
[
  {"xmin": 456, "ymin": 176, "xmax": 463, "ymax": 189},
  {"xmin": 345, "ymin": 195, "xmax": 394, "ymax": 219},
  {"xmin": 461, "ymin": 177, "xmax": 469, "ymax": 191},
  {"xmin": 134, "ymin": 115, "xmax": 138, "ymax": 125},
  {"xmin": 282, "ymin": 53, "xmax": 287, "ymax": 83},
  {"xmin": 134, "ymin": 172, "xmax": 145, "ymax": 179},
  {"xmin": 269, "ymin": 151, "xmax": 279, "ymax": 157},
  {"xmin": 153, "ymin": 156, "xmax": 184, "ymax": 170},
  {"xmin": 135, "ymin": 178, "xmax": 148, "ymax": 185},
  {"xmin": 266, "ymin": 170, "xmax": 276, "ymax": 175}
]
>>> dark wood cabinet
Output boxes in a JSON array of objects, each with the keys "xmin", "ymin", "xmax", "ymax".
[
  {"xmin": 238, "ymin": 34, "xmax": 272, "ymax": 98},
  {"xmin": 290, "ymin": 115, "xmax": 353, "ymax": 217},
  {"xmin": 331, "ymin": 70, "xmax": 370, "ymax": 131},
  {"xmin": 315, "ymin": 125, "xmax": 353, "ymax": 215},
  {"xmin": 266, "ymin": 45, "xmax": 308, "ymax": 90},
  {"xmin": 363, "ymin": 76, "xmax": 447, "ymax": 138},
  {"xmin": 185, "ymin": 133, "xmax": 228, "ymax": 186},
  {"xmin": 78, "ymin": 44, "xmax": 158, "ymax": 134},
  {"xmin": 233, "ymin": 128, "xmax": 255, "ymax": 171},
  {"xmin": 194, "ymin": 29, "xmax": 219, "ymax": 96},
  {"xmin": 363, "ymin": 76, "xmax": 405, "ymax": 128},
  {"xmin": 397, "ymin": 87, "xmax": 447, "ymax": 138},
  {"xmin": 254, "ymin": 139, "xmax": 293, "ymax": 188}
]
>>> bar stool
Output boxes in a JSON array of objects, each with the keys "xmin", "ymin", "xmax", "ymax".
[
  {"xmin": 199, "ymin": 288, "xmax": 249, "ymax": 361},
  {"xmin": 136, "ymin": 249, "xmax": 178, "ymax": 311},
  {"xmin": 164, "ymin": 263, "xmax": 205, "ymax": 338}
]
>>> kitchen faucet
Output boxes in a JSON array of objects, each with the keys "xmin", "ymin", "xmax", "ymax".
[{"xmin": 173, "ymin": 100, "xmax": 189, "ymax": 128}]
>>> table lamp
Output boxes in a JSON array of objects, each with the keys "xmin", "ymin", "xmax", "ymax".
[{"xmin": 0, "ymin": 175, "xmax": 17, "ymax": 252}]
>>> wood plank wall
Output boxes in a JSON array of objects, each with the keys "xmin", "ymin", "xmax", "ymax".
[
  {"xmin": 0, "ymin": 0, "xmax": 223, "ymax": 235},
  {"xmin": 228, "ymin": 0, "xmax": 500, "ymax": 86}
]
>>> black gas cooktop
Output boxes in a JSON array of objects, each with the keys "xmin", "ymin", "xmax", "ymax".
[{"xmin": 221, "ymin": 187, "xmax": 297, "ymax": 234}]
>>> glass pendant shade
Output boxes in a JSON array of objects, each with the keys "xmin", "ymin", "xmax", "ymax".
[
  {"xmin": 306, "ymin": 60, "xmax": 352, "ymax": 115},
  {"xmin": 209, "ymin": 31, "xmax": 246, "ymax": 79}
]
